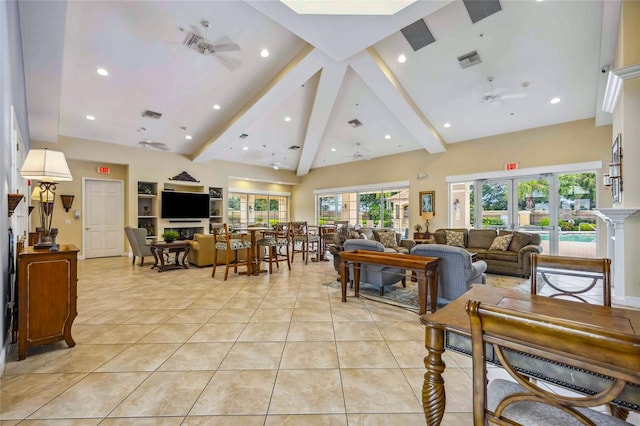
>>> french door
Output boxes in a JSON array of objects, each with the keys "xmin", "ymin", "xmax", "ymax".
[{"xmin": 461, "ymin": 171, "xmax": 597, "ymax": 257}]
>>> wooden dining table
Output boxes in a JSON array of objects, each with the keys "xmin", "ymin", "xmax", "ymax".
[
  {"xmin": 420, "ymin": 284, "xmax": 640, "ymax": 425},
  {"xmin": 233, "ymin": 226, "xmax": 271, "ymax": 275}
]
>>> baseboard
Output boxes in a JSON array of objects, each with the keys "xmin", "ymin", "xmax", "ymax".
[{"xmin": 614, "ymin": 295, "xmax": 640, "ymax": 309}]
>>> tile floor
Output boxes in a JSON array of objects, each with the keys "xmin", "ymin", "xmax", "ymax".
[
  {"xmin": 1, "ymin": 255, "xmax": 638, "ymax": 425},
  {"xmin": 1, "ymin": 255, "xmax": 475, "ymax": 425}
]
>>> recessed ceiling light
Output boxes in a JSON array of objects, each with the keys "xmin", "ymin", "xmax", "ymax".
[
  {"xmin": 444, "ymin": 122, "xmax": 451, "ymax": 128},
  {"xmin": 86, "ymin": 115, "xmax": 95, "ymax": 120},
  {"xmin": 96, "ymin": 68, "xmax": 108, "ymax": 76},
  {"xmin": 550, "ymin": 97, "xmax": 561, "ymax": 104},
  {"xmin": 185, "ymin": 135, "xmax": 192, "ymax": 140},
  {"xmin": 260, "ymin": 48, "xmax": 270, "ymax": 58},
  {"xmin": 398, "ymin": 54, "xmax": 407, "ymax": 63},
  {"xmin": 384, "ymin": 135, "xmax": 391, "ymax": 139},
  {"xmin": 243, "ymin": 146, "xmax": 248, "ymax": 151},
  {"xmin": 284, "ymin": 116, "xmax": 291, "ymax": 122},
  {"xmin": 212, "ymin": 104, "xmax": 221, "ymax": 110},
  {"xmin": 331, "ymin": 148, "xmax": 336, "ymax": 152}
]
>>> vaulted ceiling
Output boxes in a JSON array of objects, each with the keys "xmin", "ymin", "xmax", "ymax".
[{"xmin": 19, "ymin": 0, "xmax": 619, "ymax": 176}]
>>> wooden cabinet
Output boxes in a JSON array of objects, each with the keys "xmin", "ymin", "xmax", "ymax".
[{"xmin": 17, "ymin": 244, "xmax": 79, "ymax": 360}]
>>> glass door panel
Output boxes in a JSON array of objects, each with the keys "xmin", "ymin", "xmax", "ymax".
[
  {"xmin": 515, "ymin": 177, "xmax": 552, "ymax": 254},
  {"xmin": 557, "ymin": 172, "xmax": 597, "ymax": 257},
  {"xmin": 480, "ymin": 181, "xmax": 510, "ymax": 230}
]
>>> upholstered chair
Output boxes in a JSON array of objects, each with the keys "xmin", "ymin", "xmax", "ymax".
[
  {"xmin": 410, "ymin": 244, "xmax": 487, "ymax": 306},
  {"xmin": 288, "ymin": 221, "xmax": 320, "ymax": 264},
  {"xmin": 211, "ymin": 223, "xmax": 252, "ymax": 280},
  {"xmin": 342, "ymin": 239, "xmax": 406, "ymax": 296},
  {"xmin": 257, "ymin": 224, "xmax": 291, "ymax": 273},
  {"xmin": 124, "ymin": 226, "xmax": 153, "ymax": 266}
]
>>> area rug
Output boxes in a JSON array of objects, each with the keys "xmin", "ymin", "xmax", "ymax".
[{"xmin": 323, "ymin": 273, "xmax": 530, "ymax": 313}]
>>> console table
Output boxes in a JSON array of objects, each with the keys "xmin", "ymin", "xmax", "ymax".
[
  {"xmin": 339, "ymin": 250, "xmax": 439, "ymax": 314},
  {"xmin": 420, "ymin": 285, "xmax": 640, "ymax": 425},
  {"xmin": 17, "ymin": 244, "xmax": 79, "ymax": 360},
  {"xmin": 150, "ymin": 241, "xmax": 190, "ymax": 272}
]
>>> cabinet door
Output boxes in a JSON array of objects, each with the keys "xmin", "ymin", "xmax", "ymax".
[{"xmin": 23, "ymin": 259, "xmax": 71, "ymax": 341}]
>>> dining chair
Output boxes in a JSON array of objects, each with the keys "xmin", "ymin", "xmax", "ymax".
[
  {"xmin": 530, "ymin": 253, "xmax": 611, "ymax": 306},
  {"xmin": 288, "ymin": 221, "xmax": 320, "ymax": 264},
  {"xmin": 211, "ymin": 223, "xmax": 252, "ymax": 280},
  {"xmin": 466, "ymin": 299, "xmax": 634, "ymax": 426},
  {"xmin": 257, "ymin": 223, "xmax": 291, "ymax": 273}
]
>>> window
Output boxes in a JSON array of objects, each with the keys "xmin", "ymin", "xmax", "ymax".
[
  {"xmin": 315, "ymin": 182, "xmax": 409, "ymax": 235},
  {"xmin": 228, "ymin": 192, "xmax": 289, "ymax": 227}
]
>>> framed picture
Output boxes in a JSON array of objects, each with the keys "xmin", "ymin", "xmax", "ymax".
[
  {"xmin": 419, "ymin": 191, "xmax": 435, "ymax": 216},
  {"xmin": 612, "ymin": 177, "xmax": 621, "ymax": 204}
]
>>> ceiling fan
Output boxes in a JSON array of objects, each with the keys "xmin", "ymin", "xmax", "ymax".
[
  {"xmin": 480, "ymin": 77, "xmax": 527, "ymax": 105},
  {"xmin": 183, "ymin": 20, "xmax": 241, "ymax": 70},
  {"xmin": 137, "ymin": 128, "xmax": 169, "ymax": 151},
  {"xmin": 270, "ymin": 153, "xmax": 289, "ymax": 170},
  {"xmin": 344, "ymin": 142, "xmax": 369, "ymax": 160}
]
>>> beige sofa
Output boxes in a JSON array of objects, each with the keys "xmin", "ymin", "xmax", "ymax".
[{"xmin": 431, "ymin": 228, "xmax": 542, "ymax": 278}]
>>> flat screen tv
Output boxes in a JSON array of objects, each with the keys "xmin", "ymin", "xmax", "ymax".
[{"xmin": 161, "ymin": 191, "xmax": 209, "ymax": 219}]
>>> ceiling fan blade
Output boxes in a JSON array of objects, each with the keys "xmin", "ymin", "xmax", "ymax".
[
  {"xmin": 500, "ymin": 92, "xmax": 527, "ymax": 100},
  {"xmin": 215, "ymin": 54, "xmax": 241, "ymax": 71},
  {"xmin": 211, "ymin": 36, "xmax": 241, "ymax": 52}
]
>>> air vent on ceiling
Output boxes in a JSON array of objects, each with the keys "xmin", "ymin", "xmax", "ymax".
[
  {"xmin": 347, "ymin": 119, "xmax": 363, "ymax": 128},
  {"xmin": 239, "ymin": 133, "xmax": 248, "ymax": 139},
  {"xmin": 142, "ymin": 110, "xmax": 162, "ymax": 119},
  {"xmin": 288, "ymin": 145, "xmax": 301, "ymax": 150},
  {"xmin": 463, "ymin": 0, "xmax": 501, "ymax": 24},
  {"xmin": 401, "ymin": 19, "xmax": 435, "ymax": 51},
  {"xmin": 458, "ymin": 50, "xmax": 482, "ymax": 69}
]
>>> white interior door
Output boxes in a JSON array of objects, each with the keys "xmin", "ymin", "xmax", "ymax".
[{"xmin": 84, "ymin": 179, "xmax": 123, "ymax": 258}]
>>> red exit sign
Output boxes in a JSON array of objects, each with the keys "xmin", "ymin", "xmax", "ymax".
[
  {"xmin": 97, "ymin": 166, "xmax": 111, "ymax": 174},
  {"xmin": 505, "ymin": 162, "xmax": 518, "ymax": 171}
]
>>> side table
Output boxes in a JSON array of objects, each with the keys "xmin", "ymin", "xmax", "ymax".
[{"xmin": 151, "ymin": 241, "xmax": 190, "ymax": 272}]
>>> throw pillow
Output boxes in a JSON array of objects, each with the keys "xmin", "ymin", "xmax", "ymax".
[
  {"xmin": 489, "ymin": 234, "xmax": 513, "ymax": 251},
  {"xmin": 507, "ymin": 231, "xmax": 531, "ymax": 252},
  {"xmin": 377, "ymin": 231, "xmax": 397, "ymax": 248},
  {"xmin": 445, "ymin": 231, "xmax": 465, "ymax": 248}
]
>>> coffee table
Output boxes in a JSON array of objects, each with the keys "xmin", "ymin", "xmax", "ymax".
[{"xmin": 150, "ymin": 241, "xmax": 190, "ymax": 272}]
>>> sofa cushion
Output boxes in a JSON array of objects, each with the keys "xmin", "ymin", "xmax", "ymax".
[
  {"xmin": 358, "ymin": 228, "xmax": 375, "ymax": 240},
  {"xmin": 467, "ymin": 248, "xmax": 488, "ymax": 259},
  {"xmin": 489, "ymin": 234, "xmax": 513, "ymax": 251},
  {"xmin": 377, "ymin": 230, "xmax": 397, "ymax": 248},
  {"xmin": 487, "ymin": 250, "xmax": 519, "ymax": 262},
  {"xmin": 445, "ymin": 230, "xmax": 466, "ymax": 248},
  {"xmin": 434, "ymin": 228, "xmax": 468, "ymax": 246},
  {"xmin": 468, "ymin": 229, "xmax": 498, "ymax": 249}
]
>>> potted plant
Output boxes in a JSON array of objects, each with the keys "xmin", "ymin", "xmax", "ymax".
[
  {"xmin": 413, "ymin": 224, "xmax": 423, "ymax": 239},
  {"xmin": 162, "ymin": 230, "xmax": 180, "ymax": 243}
]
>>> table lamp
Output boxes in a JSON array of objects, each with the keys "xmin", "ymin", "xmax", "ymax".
[
  {"xmin": 422, "ymin": 212, "xmax": 434, "ymax": 237},
  {"xmin": 20, "ymin": 149, "xmax": 73, "ymax": 250}
]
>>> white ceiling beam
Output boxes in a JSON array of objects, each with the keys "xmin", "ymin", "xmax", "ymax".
[
  {"xmin": 296, "ymin": 62, "xmax": 348, "ymax": 176},
  {"xmin": 193, "ymin": 45, "xmax": 327, "ymax": 163},
  {"xmin": 349, "ymin": 48, "xmax": 446, "ymax": 154}
]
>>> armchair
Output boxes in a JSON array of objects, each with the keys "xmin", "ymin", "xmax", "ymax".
[
  {"xmin": 187, "ymin": 233, "xmax": 224, "ymax": 267},
  {"xmin": 124, "ymin": 226, "xmax": 153, "ymax": 266},
  {"xmin": 342, "ymin": 239, "xmax": 406, "ymax": 296},
  {"xmin": 410, "ymin": 244, "xmax": 487, "ymax": 306}
]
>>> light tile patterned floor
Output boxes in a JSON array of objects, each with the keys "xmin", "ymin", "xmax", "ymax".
[
  {"xmin": 2, "ymin": 255, "xmax": 638, "ymax": 425},
  {"xmin": 1, "ymin": 256, "xmax": 474, "ymax": 425}
]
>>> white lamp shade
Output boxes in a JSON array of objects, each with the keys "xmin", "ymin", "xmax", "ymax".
[{"xmin": 20, "ymin": 149, "xmax": 73, "ymax": 182}]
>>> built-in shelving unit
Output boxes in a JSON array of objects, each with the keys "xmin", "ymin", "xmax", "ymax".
[
  {"xmin": 209, "ymin": 186, "xmax": 224, "ymax": 233},
  {"xmin": 161, "ymin": 181, "xmax": 207, "ymax": 239},
  {"xmin": 137, "ymin": 181, "xmax": 158, "ymax": 241}
]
